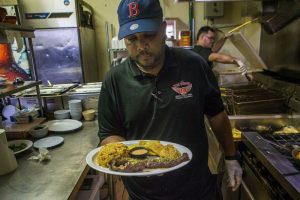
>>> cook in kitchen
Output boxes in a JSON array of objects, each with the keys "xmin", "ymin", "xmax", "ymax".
[{"xmin": 98, "ymin": 0, "xmax": 242, "ymax": 199}]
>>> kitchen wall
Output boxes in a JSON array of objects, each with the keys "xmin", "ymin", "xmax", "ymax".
[{"xmin": 85, "ymin": 0, "xmax": 261, "ymax": 80}]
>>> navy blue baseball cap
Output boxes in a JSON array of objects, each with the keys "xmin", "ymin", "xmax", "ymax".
[{"xmin": 117, "ymin": 0, "xmax": 163, "ymax": 40}]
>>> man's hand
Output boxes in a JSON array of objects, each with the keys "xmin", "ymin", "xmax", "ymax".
[
  {"xmin": 235, "ymin": 59, "xmax": 248, "ymax": 75},
  {"xmin": 100, "ymin": 135, "xmax": 125, "ymax": 146},
  {"xmin": 225, "ymin": 160, "xmax": 243, "ymax": 191}
]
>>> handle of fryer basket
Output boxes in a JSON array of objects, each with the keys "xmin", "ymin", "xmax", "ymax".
[{"xmin": 241, "ymin": 180, "xmax": 256, "ymax": 200}]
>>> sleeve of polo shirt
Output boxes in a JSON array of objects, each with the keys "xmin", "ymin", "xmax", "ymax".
[
  {"xmin": 202, "ymin": 63, "xmax": 225, "ymax": 116},
  {"xmin": 98, "ymin": 76, "xmax": 125, "ymax": 142},
  {"xmin": 192, "ymin": 46, "xmax": 212, "ymax": 63}
]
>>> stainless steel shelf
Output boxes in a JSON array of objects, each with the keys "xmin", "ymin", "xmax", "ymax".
[
  {"xmin": 173, "ymin": 46, "xmax": 194, "ymax": 50},
  {"xmin": 0, "ymin": 22, "xmax": 34, "ymax": 32},
  {"xmin": 0, "ymin": 81, "xmax": 42, "ymax": 98},
  {"xmin": 108, "ymin": 48, "xmax": 127, "ymax": 52}
]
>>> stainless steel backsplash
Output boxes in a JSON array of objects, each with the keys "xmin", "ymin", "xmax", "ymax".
[{"xmin": 259, "ymin": 17, "xmax": 300, "ymax": 79}]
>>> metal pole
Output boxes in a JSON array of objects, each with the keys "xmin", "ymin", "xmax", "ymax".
[
  {"xmin": 105, "ymin": 22, "xmax": 112, "ymax": 68},
  {"xmin": 189, "ymin": 1, "xmax": 195, "ymax": 46}
]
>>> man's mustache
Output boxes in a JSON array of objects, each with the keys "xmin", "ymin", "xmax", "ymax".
[{"xmin": 137, "ymin": 50, "xmax": 152, "ymax": 57}]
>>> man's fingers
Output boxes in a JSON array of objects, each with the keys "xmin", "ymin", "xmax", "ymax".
[
  {"xmin": 232, "ymin": 173, "xmax": 242, "ymax": 191},
  {"xmin": 227, "ymin": 172, "xmax": 235, "ymax": 187}
]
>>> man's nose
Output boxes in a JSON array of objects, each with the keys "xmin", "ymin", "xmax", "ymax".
[{"xmin": 136, "ymin": 37, "xmax": 149, "ymax": 49}]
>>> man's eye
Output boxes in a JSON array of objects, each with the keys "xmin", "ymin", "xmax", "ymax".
[
  {"xmin": 126, "ymin": 37, "xmax": 136, "ymax": 43},
  {"xmin": 144, "ymin": 33, "xmax": 156, "ymax": 39}
]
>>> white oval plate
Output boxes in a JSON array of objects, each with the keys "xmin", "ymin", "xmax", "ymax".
[
  {"xmin": 46, "ymin": 119, "xmax": 83, "ymax": 133},
  {"xmin": 86, "ymin": 140, "xmax": 192, "ymax": 177},
  {"xmin": 8, "ymin": 139, "xmax": 33, "ymax": 155},
  {"xmin": 33, "ymin": 136, "xmax": 64, "ymax": 149}
]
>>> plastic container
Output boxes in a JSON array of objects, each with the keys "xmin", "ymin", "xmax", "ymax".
[
  {"xmin": 82, "ymin": 109, "xmax": 96, "ymax": 121},
  {"xmin": 179, "ymin": 30, "xmax": 191, "ymax": 47}
]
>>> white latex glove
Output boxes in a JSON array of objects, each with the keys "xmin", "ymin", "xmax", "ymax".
[
  {"xmin": 225, "ymin": 160, "xmax": 243, "ymax": 191},
  {"xmin": 235, "ymin": 59, "xmax": 248, "ymax": 75}
]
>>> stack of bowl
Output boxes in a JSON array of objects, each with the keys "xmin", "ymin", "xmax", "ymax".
[
  {"xmin": 68, "ymin": 100, "xmax": 82, "ymax": 120},
  {"xmin": 54, "ymin": 110, "xmax": 70, "ymax": 120}
]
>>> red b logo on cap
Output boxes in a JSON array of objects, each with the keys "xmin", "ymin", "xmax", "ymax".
[{"xmin": 128, "ymin": 2, "xmax": 140, "ymax": 18}]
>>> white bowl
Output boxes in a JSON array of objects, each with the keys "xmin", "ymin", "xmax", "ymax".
[
  {"xmin": 54, "ymin": 110, "xmax": 70, "ymax": 120},
  {"xmin": 30, "ymin": 124, "xmax": 48, "ymax": 139}
]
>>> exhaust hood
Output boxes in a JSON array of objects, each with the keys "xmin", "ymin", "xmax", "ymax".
[{"xmin": 195, "ymin": 0, "xmax": 255, "ymax": 1}]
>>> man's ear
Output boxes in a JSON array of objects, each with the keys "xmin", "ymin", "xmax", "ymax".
[
  {"xmin": 161, "ymin": 21, "xmax": 167, "ymax": 39},
  {"xmin": 199, "ymin": 33, "xmax": 205, "ymax": 40}
]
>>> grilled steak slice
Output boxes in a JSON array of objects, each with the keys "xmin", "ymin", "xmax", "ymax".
[
  {"xmin": 146, "ymin": 153, "xmax": 189, "ymax": 168},
  {"xmin": 108, "ymin": 153, "xmax": 190, "ymax": 173},
  {"xmin": 108, "ymin": 158, "xmax": 146, "ymax": 172}
]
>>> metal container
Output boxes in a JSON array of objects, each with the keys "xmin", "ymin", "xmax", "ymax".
[
  {"xmin": 232, "ymin": 97, "xmax": 286, "ymax": 115},
  {"xmin": 221, "ymin": 83, "xmax": 286, "ymax": 115},
  {"xmin": 229, "ymin": 114, "xmax": 300, "ymax": 132}
]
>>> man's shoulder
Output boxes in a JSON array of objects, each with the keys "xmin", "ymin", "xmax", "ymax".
[
  {"xmin": 109, "ymin": 58, "xmax": 130, "ymax": 73},
  {"xmin": 103, "ymin": 58, "xmax": 130, "ymax": 81},
  {"xmin": 169, "ymin": 47, "xmax": 202, "ymax": 62},
  {"xmin": 193, "ymin": 45, "xmax": 212, "ymax": 53},
  {"xmin": 167, "ymin": 47, "xmax": 211, "ymax": 73}
]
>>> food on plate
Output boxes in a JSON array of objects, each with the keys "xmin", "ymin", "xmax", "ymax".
[
  {"xmin": 232, "ymin": 128, "xmax": 242, "ymax": 139},
  {"xmin": 129, "ymin": 140, "xmax": 163, "ymax": 156},
  {"xmin": 159, "ymin": 144, "xmax": 181, "ymax": 160},
  {"xmin": 95, "ymin": 140, "xmax": 190, "ymax": 172},
  {"xmin": 295, "ymin": 151, "xmax": 300, "ymax": 160},
  {"xmin": 96, "ymin": 143, "xmax": 128, "ymax": 167},
  {"xmin": 109, "ymin": 153, "xmax": 189, "ymax": 172},
  {"xmin": 129, "ymin": 147, "xmax": 149, "ymax": 159},
  {"xmin": 273, "ymin": 126, "xmax": 299, "ymax": 134},
  {"xmin": 9, "ymin": 142, "xmax": 27, "ymax": 152}
]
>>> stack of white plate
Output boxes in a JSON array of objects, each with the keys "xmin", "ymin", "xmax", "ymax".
[{"xmin": 68, "ymin": 100, "xmax": 82, "ymax": 120}]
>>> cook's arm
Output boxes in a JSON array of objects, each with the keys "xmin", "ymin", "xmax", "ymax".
[
  {"xmin": 100, "ymin": 135, "xmax": 125, "ymax": 146},
  {"xmin": 206, "ymin": 110, "xmax": 236, "ymax": 156},
  {"xmin": 208, "ymin": 52, "xmax": 238, "ymax": 65},
  {"xmin": 207, "ymin": 110, "xmax": 243, "ymax": 191},
  {"xmin": 208, "ymin": 53, "xmax": 250, "ymax": 78}
]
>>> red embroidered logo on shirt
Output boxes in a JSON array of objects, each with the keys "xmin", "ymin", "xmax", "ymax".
[
  {"xmin": 172, "ymin": 81, "xmax": 193, "ymax": 99},
  {"xmin": 128, "ymin": 2, "xmax": 140, "ymax": 18}
]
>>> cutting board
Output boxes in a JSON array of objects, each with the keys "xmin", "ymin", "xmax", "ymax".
[{"xmin": 4, "ymin": 118, "xmax": 46, "ymax": 140}]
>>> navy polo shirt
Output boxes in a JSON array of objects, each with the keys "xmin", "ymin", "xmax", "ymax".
[
  {"xmin": 98, "ymin": 46, "xmax": 224, "ymax": 200},
  {"xmin": 192, "ymin": 45, "xmax": 213, "ymax": 69}
]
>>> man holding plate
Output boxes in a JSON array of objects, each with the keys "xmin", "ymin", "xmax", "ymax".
[{"xmin": 98, "ymin": 0, "xmax": 242, "ymax": 199}]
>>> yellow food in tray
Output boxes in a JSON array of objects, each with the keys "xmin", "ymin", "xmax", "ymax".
[
  {"xmin": 232, "ymin": 128, "xmax": 242, "ymax": 139},
  {"xmin": 273, "ymin": 126, "xmax": 299, "ymax": 135}
]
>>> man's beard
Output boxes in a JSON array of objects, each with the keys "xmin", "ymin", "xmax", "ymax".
[{"xmin": 134, "ymin": 51, "xmax": 158, "ymax": 69}]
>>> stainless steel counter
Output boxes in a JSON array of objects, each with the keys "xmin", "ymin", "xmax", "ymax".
[{"xmin": 0, "ymin": 120, "xmax": 99, "ymax": 200}]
